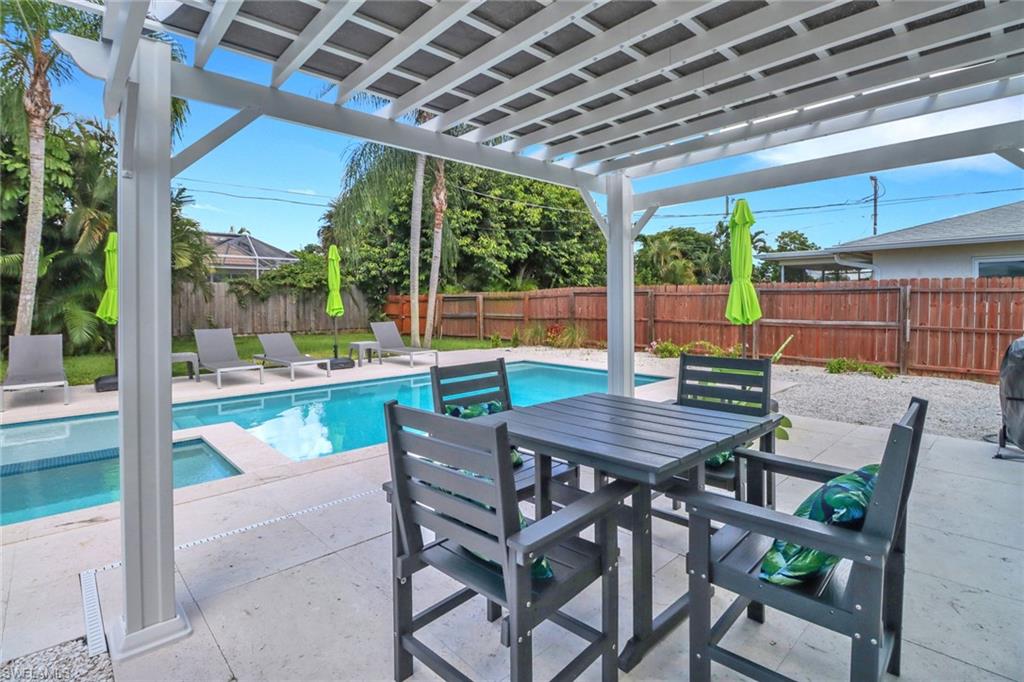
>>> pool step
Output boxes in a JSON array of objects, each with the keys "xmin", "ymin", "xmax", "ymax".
[{"xmin": 173, "ymin": 415, "xmax": 205, "ymax": 429}]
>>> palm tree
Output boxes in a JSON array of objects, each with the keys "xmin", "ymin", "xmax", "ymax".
[
  {"xmin": 63, "ymin": 120, "xmax": 117, "ymax": 253},
  {"xmin": 1, "ymin": 0, "xmax": 100, "ymax": 335},
  {"xmin": 423, "ymin": 156, "xmax": 447, "ymax": 346}
]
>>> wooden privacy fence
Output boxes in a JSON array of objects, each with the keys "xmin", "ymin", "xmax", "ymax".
[
  {"xmin": 172, "ymin": 282, "xmax": 369, "ymax": 336},
  {"xmin": 386, "ymin": 278, "xmax": 1023, "ymax": 380}
]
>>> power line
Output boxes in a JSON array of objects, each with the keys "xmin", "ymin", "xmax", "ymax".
[{"xmin": 177, "ymin": 175, "xmax": 1023, "ymax": 221}]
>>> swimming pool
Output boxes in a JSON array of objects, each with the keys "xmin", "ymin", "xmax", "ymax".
[
  {"xmin": 0, "ymin": 440, "xmax": 239, "ymax": 525},
  {"xmin": 0, "ymin": 362, "xmax": 662, "ymax": 523}
]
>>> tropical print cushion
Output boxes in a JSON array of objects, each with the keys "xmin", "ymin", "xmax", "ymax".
[
  {"xmin": 759, "ymin": 464, "xmax": 880, "ymax": 586},
  {"xmin": 705, "ymin": 451, "xmax": 733, "ymax": 468},
  {"xmin": 445, "ymin": 400, "xmax": 524, "ymax": 467}
]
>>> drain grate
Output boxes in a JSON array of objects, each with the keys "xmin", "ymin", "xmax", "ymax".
[
  {"xmin": 79, "ymin": 487, "xmax": 383, "ymax": 656},
  {"xmin": 80, "ymin": 570, "xmax": 107, "ymax": 656}
]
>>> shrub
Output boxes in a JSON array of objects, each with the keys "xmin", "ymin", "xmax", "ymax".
[
  {"xmin": 490, "ymin": 332, "xmax": 503, "ymax": 348},
  {"xmin": 553, "ymin": 323, "xmax": 587, "ymax": 348},
  {"xmin": 510, "ymin": 326, "xmax": 521, "ymax": 348},
  {"xmin": 521, "ymin": 323, "xmax": 546, "ymax": 346},
  {"xmin": 648, "ymin": 339, "xmax": 682, "ymax": 358},
  {"xmin": 825, "ymin": 357, "xmax": 894, "ymax": 379},
  {"xmin": 545, "ymin": 323, "xmax": 565, "ymax": 346}
]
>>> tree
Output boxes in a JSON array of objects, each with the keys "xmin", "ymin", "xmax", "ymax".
[
  {"xmin": 635, "ymin": 233, "xmax": 696, "ymax": 285},
  {"xmin": 757, "ymin": 229, "xmax": 820, "ymax": 282},
  {"xmin": 1, "ymin": 0, "xmax": 100, "ymax": 335},
  {"xmin": 2, "ymin": 118, "xmax": 213, "ymax": 352},
  {"xmin": 323, "ymin": 160, "xmax": 605, "ymax": 309},
  {"xmin": 423, "ymin": 156, "xmax": 446, "ymax": 346}
]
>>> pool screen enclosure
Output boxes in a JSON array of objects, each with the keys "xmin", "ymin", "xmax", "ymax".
[{"xmin": 51, "ymin": 0, "xmax": 1024, "ymax": 659}]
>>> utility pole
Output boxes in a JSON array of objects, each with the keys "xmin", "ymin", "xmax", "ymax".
[
  {"xmin": 724, "ymin": 195, "xmax": 730, "ymax": 219},
  {"xmin": 870, "ymin": 175, "xmax": 879, "ymax": 235}
]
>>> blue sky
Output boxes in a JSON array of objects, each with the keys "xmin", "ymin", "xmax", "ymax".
[{"xmin": 51, "ymin": 33, "xmax": 1024, "ymax": 253}]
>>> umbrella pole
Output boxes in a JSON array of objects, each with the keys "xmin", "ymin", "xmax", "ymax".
[
  {"xmin": 332, "ymin": 316, "xmax": 339, "ymax": 359},
  {"xmin": 114, "ymin": 324, "xmax": 119, "ymax": 374}
]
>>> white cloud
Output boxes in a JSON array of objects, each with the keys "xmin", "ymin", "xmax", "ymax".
[
  {"xmin": 189, "ymin": 203, "xmax": 226, "ymax": 213},
  {"xmin": 287, "ymin": 188, "xmax": 318, "ymax": 196},
  {"xmin": 751, "ymin": 96, "xmax": 1024, "ymax": 173}
]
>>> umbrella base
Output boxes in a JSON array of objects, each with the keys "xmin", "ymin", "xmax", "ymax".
[
  {"xmin": 327, "ymin": 357, "xmax": 356, "ymax": 370},
  {"xmin": 94, "ymin": 374, "xmax": 119, "ymax": 393}
]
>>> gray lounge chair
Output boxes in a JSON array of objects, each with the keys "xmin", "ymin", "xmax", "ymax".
[
  {"xmin": 1, "ymin": 334, "xmax": 69, "ymax": 411},
  {"xmin": 254, "ymin": 333, "xmax": 331, "ymax": 381},
  {"xmin": 370, "ymin": 321, "xmax": 438, "ymax": 367},
  {"xmin": 194, "ymin": 328, "xmax": 264, "ymax": 389}
]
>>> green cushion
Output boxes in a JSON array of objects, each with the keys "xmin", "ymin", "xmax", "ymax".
[
  {"xmin": 705, "ymin": 451, "xmax": 733, "ymax": 468},
  {"xmin": 759, "ymin": 464, "xmax": 880, "ymax": 586},
  {"xmin": 445, "ymin": 400, "xmax": 524, "ymax": 467}
]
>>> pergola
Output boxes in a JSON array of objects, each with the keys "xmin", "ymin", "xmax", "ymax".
[{"xmin": 51, "ymin": 0, "xmax": 1023, "ymax": 660}]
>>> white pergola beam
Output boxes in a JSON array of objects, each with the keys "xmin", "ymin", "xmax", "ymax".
[
  {"xmin": 53, "ymin": 32, "xmax": 603, "ymax": 192},
  {"xmin": 468, "ymin": 1, "xmax": 825, "ymax": 144},
  {"xmin": 632, "ymin": 121, "xmax": 1024, "ymax": 209},
  {"xmin": 421, "ymin": 1, "xmax": 690, "ymax": 133},
  {"xmin": 109, "ymin": 37, "xmax": 191, "ymax": 660},
  {"xmin": 997, "ymin": 148, "xmax": 1024, "ymax": 169},
  {"xmin": 603, "ymin": 55, "xmax": 1024, "ymax": 177},
  {"xmin": 171, "ymin": 106, "xmax": 261, "ymax": 176},
  {"xmin": 102, "ymin": 0, "xmax": 149, "ymax": 118},
  {"xmin": 535, "ymin": 0, "xmax": 987, "ymax": 159},
  {"xmin": 271, "ymin": 0, "xmax": 363, "ymax": 89},
  {"xmin": 578, "ymin": 188, "xmax": 608, "ymax": 238},
  {"xmin": 379, "ymin": 0, "xmax": 595, "ymax": 119},
  {"xmin": 193, "ymin": 0, "xmax": 243, "ymax": 69},
  {"xmin": 605, "ymin": 172, "xmax": 635, "ymax": 397},
  {"xmin": 335, "ymin": 1, "xmax": 481, "ymax": 106},
  {"xmin": 632, "ymin": 205, "xmax": 657, "ymax": 238}
]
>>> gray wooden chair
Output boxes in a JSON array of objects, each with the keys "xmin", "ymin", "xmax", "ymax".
[
  {"xmin": 430, "ymin": 358, "xmax": 581, "ymax": 505},
  {"xmin": 657, "ymin": 354, "xmax": 774, "ymax": 519},
  {"xmin": 384, "ymin": 401, "xmax": 632, "ymax": 682},
  {"xmin": 682, "ymin": 397, "xmax": 928, "ymax": 682}
]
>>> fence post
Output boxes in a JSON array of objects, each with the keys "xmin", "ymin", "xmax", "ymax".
[
  {"xmin": 898, "ymin": 284, "xmax": 911, "ymax": 374},
  {"xmin": 436, "ymin": 294, "xmax": 444, "ymax": 339},
  {"xmin": 521, "ymin": 292, "xmax": 530, "ymax": 333},
  {"xmin": 646, "ymin": 290, "xmax": 655, "ymax": 346},
  {"xmin": 568, "ymin": 289, "xmax": 577, "ymax": 325},
  {"xmin": 476, "ymin": 293, "xmax": 484, "ymax": 339}
]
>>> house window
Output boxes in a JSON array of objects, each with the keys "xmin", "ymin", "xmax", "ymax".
[{"xmin": 974, "ymin": 256, "xmax": 1024, "ymax": 278}]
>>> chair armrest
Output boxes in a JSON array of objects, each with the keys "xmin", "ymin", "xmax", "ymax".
[
  {"xmin": 507, "ymin": 480, "xmax": 636, "ymax": 561},
  {"xmin": 733, "ymin": 447, "xmax": 850, "ymax": 483},
  {"xmin": 684, "ymin": 491, "xmax": 889, "ymax": 566}
]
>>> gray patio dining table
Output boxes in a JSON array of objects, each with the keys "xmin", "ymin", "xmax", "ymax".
[{"xmin": 476, "ymin": 391, "xmax": 782, "ymax": 671}]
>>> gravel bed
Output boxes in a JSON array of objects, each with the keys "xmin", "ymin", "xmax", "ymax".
[
  {"xmin": 505, "ymin": 348, "xmax": 1001, "ymax": 441},
  {"xmin": 771, "ymin": 365, "xmax": 1000, "ymax": 441},
  {"xmin": 0, "ymin": 639, "xmax": 113, "ymax": 682}
]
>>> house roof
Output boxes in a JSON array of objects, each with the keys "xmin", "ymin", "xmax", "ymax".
[
  {"xmin": 760, "ymin": 201, "xmax": 1024, "ymax": 262},
  {"xmin": 204, "ymin": 231, "xmax": 298, "ymax": 269}
]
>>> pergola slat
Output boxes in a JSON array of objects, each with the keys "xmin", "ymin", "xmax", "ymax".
[{"xmin": 270, "ymin": 0, "xmax": 365, "ymax": 89}]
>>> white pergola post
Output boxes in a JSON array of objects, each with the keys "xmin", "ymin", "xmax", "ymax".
[
  {"xmin": 605, "ymin": 172, "xmax": 635, "ymax": 397},
  {"xmin": 110, "ymin": 36, "xmax": 191, "ymax": 660}
]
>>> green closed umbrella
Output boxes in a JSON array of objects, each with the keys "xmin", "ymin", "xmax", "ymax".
[
  {"xmin": 326, "ymin": 244, "xmax": 345, "ymax": 359},
  {"xmin": 96, "ymin": 232, "xmax": 118, "ymax": 325},
  {"xmin": 725, "ymin": 199, "xmax": 762, "ymax": 326}
]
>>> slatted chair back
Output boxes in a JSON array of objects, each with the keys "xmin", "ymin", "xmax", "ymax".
[
  {"xmin": 384, "ymin": 401, "xmax": 521, "ymax": 567},
  {"xmin": 430, "ymin": 358, "xmax": 513, "ymax": 414},
  {"xmin": 858, "ymin": 397, "xmax": 928, "ymax": 547},
  {"xmin": 677, "ymin": 353, "xmax": 772, "ymax": 417}
]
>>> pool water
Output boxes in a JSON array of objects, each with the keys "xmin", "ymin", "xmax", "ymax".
[
  {"xmin": 0, "ymin": 362, "xmax": 662, "ymax": 524},
  {"xmin": 0, "ymin": 440, "xmax": 239, "ymax": 525}
]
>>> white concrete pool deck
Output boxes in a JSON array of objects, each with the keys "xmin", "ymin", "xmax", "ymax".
[{"xmin": 1, "ymin": 349, "xmax": 1020, "ymax": 680}]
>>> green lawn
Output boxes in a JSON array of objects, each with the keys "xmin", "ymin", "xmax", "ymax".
[{"xmin": 3, "ymin": 332, "xmax": 492, "ymax": 386}]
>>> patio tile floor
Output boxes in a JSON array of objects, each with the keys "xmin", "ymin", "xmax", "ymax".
[{"xmin": 0, "ymin": 353, "xmax": 1019, "ymax": 679}]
